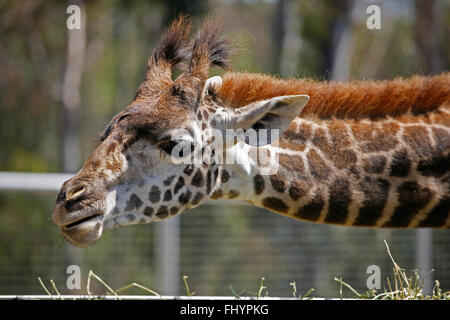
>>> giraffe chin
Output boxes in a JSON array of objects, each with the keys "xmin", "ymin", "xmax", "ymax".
[{"xmin": 60, "ymin": 215, "xmax": 104, "ymax": 248}]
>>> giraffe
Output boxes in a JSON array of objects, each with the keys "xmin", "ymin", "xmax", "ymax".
[{"xmin": 52, "ymin": 16, "xmax": 450, "ymax": 248}]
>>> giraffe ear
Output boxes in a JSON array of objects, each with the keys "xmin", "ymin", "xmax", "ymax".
[
  {"xmin": 214, "ymin": 94, "xmax": 310, "ymax": 146},
  {"xmin": 204, "ymin": 76, "xmax": 223, "ymax": 96}
]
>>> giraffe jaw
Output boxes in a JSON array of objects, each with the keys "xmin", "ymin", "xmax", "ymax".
[{"xmin": 60, "ymin": 212, "xmax": 105, "ymax": 248}]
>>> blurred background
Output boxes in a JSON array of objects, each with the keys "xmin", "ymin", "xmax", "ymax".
[{"xmin": 0, "ymin": 0, "xmax": 449, "ymax": 297}]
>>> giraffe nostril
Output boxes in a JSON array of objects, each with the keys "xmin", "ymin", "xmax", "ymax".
[{"xmin": 66, "ymin": 185, "xmax": 87, "ymax": 201}]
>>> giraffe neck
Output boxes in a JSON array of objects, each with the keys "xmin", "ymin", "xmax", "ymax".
[{"xmin": 216, "ymin": 109, "xmax": 450, "ymax": 229}]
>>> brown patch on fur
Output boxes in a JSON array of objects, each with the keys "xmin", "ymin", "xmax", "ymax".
[
  {"xmin": 403, "ymin": 126, "xmax": 434, "ymax": 157},
  {"xmin": 253, "ymin": 174, "xmax": 265, "ymax": 195},
  {"xmin": 311, "ymin": 127, "xmax": 356, "ymax": 169},
  {"xmin": 269, "ymin": 173, "xmax": 286, "ymax": 193},
  {"xmin": 361, "ymin": 124, "xmax": 399, "ymax": 153},
  {"xmin": 210, "ymin": 189, "xmax": 223, "ymax": 199},
  {"xmin": 328, "ymin": 121, "xmax": 351, "ymax": 148},
  {"xmin": 218, "ymin": 72, "xmax": 450, "ymax": 119},
  {"xmin": 262, "ymin": 197, "xmax": 289, "ymax": 213},
  {"xmin": 307, "ymin": 149, "xmax": 331, "ymax": 180},
  {"xmin": 363, "ymin": 155, "xmax": 387, "ymax": 174},
  {"xmin": 278, "ymin": 153, "xmax": 305, "ymax": 175},
  {"xmin": 288, "ymin": 179, "xmax": 311, "ymax": 201},
  {"xmin": 295, "ymin": 194, "xmax": 324, "ymax": 221},
  {"xmin": 351, "ymin": 122, "xmax": 374, "ymax": 142},
  {"xmin": 279, "ymin": 136, "xmax": 306, "ymax": 151}
]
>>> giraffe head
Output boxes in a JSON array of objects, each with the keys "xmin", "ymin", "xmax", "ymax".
[{"xmin": 52, "ymin": 17, "xmax": 309, "ymax": 247}]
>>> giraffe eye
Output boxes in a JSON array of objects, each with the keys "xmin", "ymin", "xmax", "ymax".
[
  {"xmin": 159, "ymin": 140, "xmax": 178, "ymax": 155},
  {"xmin": 159, "ymin": 139, "xmax": 195, "ymax": 160}
]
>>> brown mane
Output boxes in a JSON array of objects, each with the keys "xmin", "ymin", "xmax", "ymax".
[{"xmin": 217, "ymin": 72, "xmax": 450, "ymax": 119}]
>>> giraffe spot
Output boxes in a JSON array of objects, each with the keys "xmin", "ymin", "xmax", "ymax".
[
  {"xmin": 197, "ymin": 111, "xmax": 203, "ymax": 121},
  {"xmin": 358, "ymin": 122, "xmax": 399, "ymax": 153},
  {"xmin": 262, "ymin": 197, "xmax": 289, "ymax": 213},
  {"xmin": 332, "ymin": 149, "xmax": 358, "ymax": 170},
  {"xmin": 178, "ymin": 189, "xmax": 192, "ymax": 204},
  {"xmin": 389, "ymin": 149, "xmax": 411, "ymax": 177},
  {"xmin": 191, "ymin": 192, "xmax": 204, "ymax": 205},
  {"xmin": 89, "ymin": 159, "xmax": 100, "ymax": 171},
  {"xmin": 125, "ymin": 194, "xmax": 143, "ymax": 211},
  {"xmin": 279, "ymin": 154, "xmax": 305, "ymax": 175},
  {"xmin": 351, "ymin": 122, "xmax": 373, "ymax": 142},
  {"xmin": 361, "ymin": 127, "xmax": 398, "ymax": 152},
  {"xmin": 328, "ymin": 121, "xmax": 351, "ymax": 148},
  {"xmin": 106, "ymin": 142, "xmax": 117, "ymax": 155},
  {"xmin": 184, "ymin": 165, "xmax": 195, "ymax": 176},
  {"xmin": 269, "ymin": 174, "xmax": 286, "ymax": 193},
  {"xmin": 192, "ymin": 169, "xmax": 204, "ymax": 187},
  {"xmin": 325, "ymin": 178, "xmax": 352, "ymax": 224},
  {"xmin": 295, "ymin": 194, "xmax": 324, "ymax": 221},
  {"xmin": 383, "ymin": 181, "xmax": 434, "ymax": 228},
  {"xmin": 417, "ymin": 152, "xmax": 450, "ymax": 178},
  {"xmin": 156, "ymin": 206, "xmax": 169, "ymax": 219},
  {"xmin": 143, "ymin": 206, "xmax": 154, "ymax": 217},
  {"xmin": 228, "ymin": 190, "xmax": 240, "ymax": 199},
  {"xmin": 170, "ymin": 206, "xmax": 180, "ymax": 215},
  {"xmin": 348, "ymin": 166, "xmax": 360, "ymax": 178},
  {"xmin": 174, "ymin": 177, "xmax": 185, "ymax": 195},
  {"xmin": 279, "ymin": 137, "xmax": 306, "ymax": 151},
  {"xmin": 283, "ymin": 123, "xmax": 312, "ymax": 143},
  {"xmin": 163, "ymin": 190, "xmax": 172, "ymax": 202},
  {"xmin": 163, "ymin": 176, "xmax": 176, "ymax": 187},
  {"xmin": 253, "ymin": 174, "xmax": 265, "ymax": 195},
  {"xmin": 363, "ymin": 155, "xmax": 387, "ymax": 174},
  {"xmin": 206, "ymin": 170, "xmax": 212, "ymax": 195},
  {"xmin": 210, "ymin": 189, "xmax": 223, "ymax": 199},
  {"xmin": 311, "ymin": 128, "xmax": 329, "ymax": 149},
  {"xmin": 307, "ymin": 149, "xmax": 331, "ymax": 180},
  {"xmin": 433, "ymin": 128, "xmax": 450, "ymax": 152},
  {"xmin": 221, "ymin": 169, "xmax": 231, "ymax": 183},
  {"xmin": 403, "ymin": 126, "xmax": 433, "ymax": 157},
  {"xmin": 288, "ymin": 180, "xmax": 310, "ymax": 201},
  {"xmin": 418, "ymin": 196, "xmax": 450, "ymax": 228},
  {"xmin": 148, "ymin": 186, "xmax": 161, "ymax": 203},
  {"xmin": 354, "ymin": 177, "xmax": 390, "ymax": 226},
  {"xmin": 203, "ymin": 110, "xmax": 210, "ymax": 120}
]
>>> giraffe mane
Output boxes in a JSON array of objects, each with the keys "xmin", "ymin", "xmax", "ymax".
[{"xmin": 217, "ymin": 72, "xmax": 450, "ymax": 119}]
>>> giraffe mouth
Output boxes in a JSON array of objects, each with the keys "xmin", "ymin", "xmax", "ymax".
[{"xmin": 63, "ymin": 213, "xmax": 102, "ymax": 230}]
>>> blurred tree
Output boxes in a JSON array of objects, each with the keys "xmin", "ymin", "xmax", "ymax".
[
  {"xmin": 158, "ymin": 0, "xmax": 208, "ymax": 26},
  {"xmin": 415, "ymin": 0, "xmax": 442, "ymax": 74}
]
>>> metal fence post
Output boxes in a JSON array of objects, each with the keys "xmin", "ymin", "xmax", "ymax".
[
  {"xmin": 155, "ymin": 215, "xmax": 180, "ymax": 296},
  {"xmin": 415, "ymin": 229, "xmax": 433, "ymax": 295}
]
